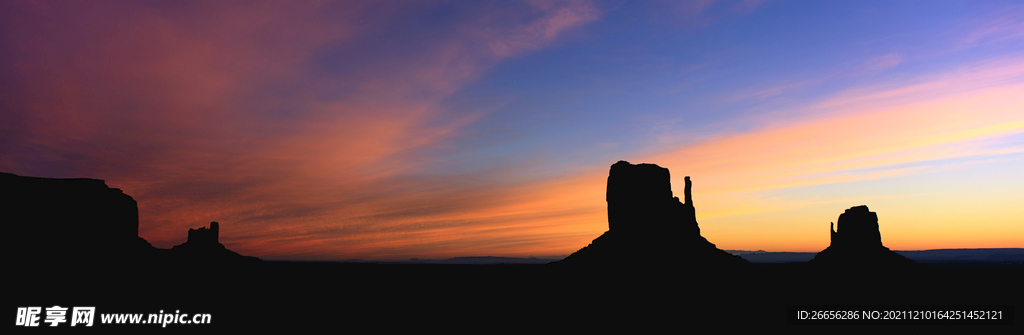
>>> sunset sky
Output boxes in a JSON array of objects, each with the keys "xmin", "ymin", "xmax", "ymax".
[{"xmin": 2, "ymin": 1, "xmax": 1022, "ymax": 261}]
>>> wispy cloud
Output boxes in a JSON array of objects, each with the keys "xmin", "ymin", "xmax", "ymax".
[
  {"xmin": 728, "ymin": 78, "xmax": 828, "ymax": 101},
  {"xmin": 484, "ymin": 0, "xmax": 599, "ymax": 58},
  {"xmin": 0, "ymin": 1, "xmax": 600, "ymax": 259},
  {"xmin": 645, "ymin": 57, "xmax": 1024, "ymax": 217},
  {"xmin": 961, "ymin": 5, "xmax": 1024, "ymax": 45},
  {"xmin": 3, "ymin": 1, "xmax": 1020, "ymax": 259}
]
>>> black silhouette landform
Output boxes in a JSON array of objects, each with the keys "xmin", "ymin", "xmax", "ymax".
[
  {"xmin": 2, "ymin": 172, "xmax": 256, "ymax": 270},
  {"xmin": 4, "ymin": 172, "xmax": 154, "ymax": 265},
  {"xmin": 809, "ymin": 205, "xmax": 917, "ymax": 268},
  {"xmin": 5, "ymin": 172, "xmax": 260, "ymax": 330},
  {"xmin": 557, "ymin": 161, "xmax": 749, "ymax": 268},
  {"xmin": 4, "ymin": 167, "xmax": 1019, "ymax": 331},
  {"xmin": 170, "ymin": 221, "xmax": 257, "ymax": 262}
]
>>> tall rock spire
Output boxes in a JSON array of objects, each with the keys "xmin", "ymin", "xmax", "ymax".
[{"xmin": 684, "ymin": 176, "xmax": 692, "ymax": 206}]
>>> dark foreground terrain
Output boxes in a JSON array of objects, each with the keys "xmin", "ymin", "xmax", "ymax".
[{"xmin": 10, "ymin": 260, "xmax": 1021, "ymax": 333}]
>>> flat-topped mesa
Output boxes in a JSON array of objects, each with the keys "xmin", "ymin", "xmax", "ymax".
[
  {"xmin": 606, "ymin": 161, "xmax": 697, "ymax": 235},
  {"xmin": 557, "ymin": 161, "xmax": 747, "ymax": 268},
  {"xmin": 829, "ymin": 205, "xmax": 883, "ymax": 249},
  {"xmin": 2, "ymin": 172, "xmax": 153, "ymax": 266},
  {"xmin": 2, "ymin": 171, "xmax": 259, "ymax": 267},
  {"xmin": 811, "ymin": 205, "xmax": 916, "ymax": 268},
  {"xmin": 606, "ymin": 161, "xmax": 671, "ymax": 232}
]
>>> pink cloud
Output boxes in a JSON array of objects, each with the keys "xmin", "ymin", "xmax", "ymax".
[
  {"xmin": 961, "ymin": 5, "xmax": 1024, "ymax": 45},
  {"xmin": 1, "ymin": 1, "xmax": 601, "ymax": 260},
  {"xmin": 485, "ymin": 0, "xmax": 599, "ymax": 58},
  {"xmin": 645, "ymin": 57, "xmax": 1024, "ymax": 215}
]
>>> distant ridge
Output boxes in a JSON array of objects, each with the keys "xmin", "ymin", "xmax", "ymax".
[
  {"xmin": 726, "ymin": 249, "xmax": 1023, "ymax": 264},
  {"xmin": 894, "ymin": 248, "xmax": 1024, "ymax": 262}
]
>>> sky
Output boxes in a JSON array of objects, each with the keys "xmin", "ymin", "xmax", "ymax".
[{"xmin": 2, "ymin": 0, "xmax": 1022, "ymax": 261}]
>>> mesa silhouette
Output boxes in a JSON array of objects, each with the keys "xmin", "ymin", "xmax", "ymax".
[
  {"xmin": 555, "ymin": 161, "xmax": 749, "ymax": 268},
  {"xmin": 809, "ymin": 205, "xmax": 917, "ymax": 269},
  {"xmin": 1, "ymin": 172, "xmax": 257, "ymax": 271},
  {"xmin": 169, "ymin": 221, "xmax": 258, "ymax": 263}
]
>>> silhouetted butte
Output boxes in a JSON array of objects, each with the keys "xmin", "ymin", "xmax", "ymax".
[
  {"xmin": 809, "ymin": 205, "xmax": 917, "ymax": 269},
  {"xmin": 170, "ymin": 221, "xmax": 257, "ymax": 262},
  {"xmin": 555, "ymin": 161, "xmax": 749, "ymax": 268},
  {"xmin": 2, "ymin": 172, "xmax": 156, "ymax": 269},
  {"xmin": 1, "ymin": 172, "xmax": 257, "ymax": 271}
]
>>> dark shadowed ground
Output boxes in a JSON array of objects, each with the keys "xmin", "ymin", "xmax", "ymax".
[{"xmin": 9, "ymin": 260, "xmax": 1021, "ymax": 333}]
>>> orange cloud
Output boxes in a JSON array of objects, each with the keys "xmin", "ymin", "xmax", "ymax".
[
  {"xmin": 650, "ymin": 58, "xmax": 1024, "ymax": 191},
  {"xmin": 634, "ymin": 57, "xmax": 1024, "ymax": 251},
  {"xmin": 4, "ymin": 1, "xmax": 1019, "ymax": 261},
  {"xmin": 0, "ymin": 1, "xmax": 601, "ymax": 260}
]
